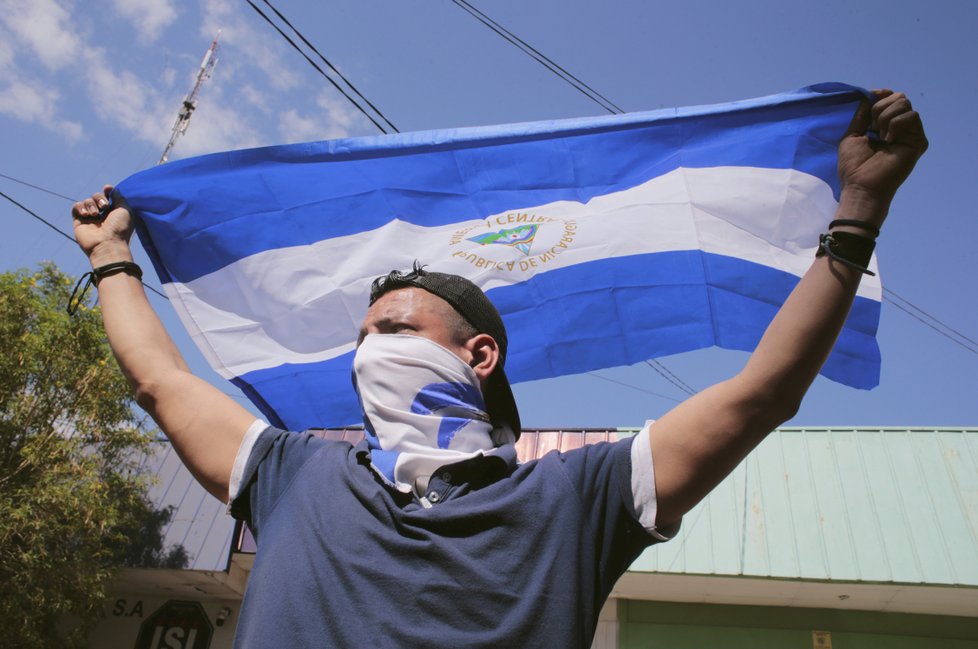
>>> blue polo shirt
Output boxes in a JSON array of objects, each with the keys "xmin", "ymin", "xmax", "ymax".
[{"xmin": 229, "ymin": 425, "xmax": 665, "ymax": 648}]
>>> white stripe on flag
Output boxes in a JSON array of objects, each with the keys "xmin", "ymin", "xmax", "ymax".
[{"xmin": 164, "ymin": 166, "xmax": 879, "ymax": 379}]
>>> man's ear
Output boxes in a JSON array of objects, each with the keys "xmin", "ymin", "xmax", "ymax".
[{"xmin": 465, "ymin": 333, "xmax": 500, "ymax": 382}]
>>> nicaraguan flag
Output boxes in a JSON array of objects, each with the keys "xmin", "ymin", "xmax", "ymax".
[{"xmin": 118, "ymin": 83, "xmax": 880, "ymax": 431}]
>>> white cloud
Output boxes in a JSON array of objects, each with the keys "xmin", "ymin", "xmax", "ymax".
[
  {"xmin": 112, "ymin": 0, "xmax": 177, "ymax": 42},
  {"xmin": 2, "ymin": 0, "xmax": 82, "ymax": 71},
  {"xmin": 0, "ymin": 75, "xmax": 83, "ymax": 143},
  {"xmin": 239, "ymin": 84, "xmax": 270, "ymax": 114},
  {"xmin": 0, "ymin": 76, "xmax": 56, "ymax": 120},
  {"xmin": 0, "ymin": 35, "xmax": 14, "ymax": 69},
  {"xmin": 0, "ymin": 0, "xmax": 202, "ymax": 152},
  {"xmin": 0, "ymin": 0, "xmax": 175, "ymax": 150},
  {"xmin": 161, "ymin": 66, "xmax": 177, "ymax": 88},
  {"xmin": 0, "ymin": 14, "xmax": 81, "ymax": 141},
  {"xmin": 278, "ymin": 109, "xmax": 322, "ymax": 144},
  {"xmin": 200, "ymin": 0, "xmax": 300, "ymax": 92},
  {"xmin": 0, "ymin": 0, "xmax": 372, "ymax": 158},
  {"xmin": 278, "ymin": 91, "xmax": 373, "ymax": 143},
  {"xmin": 171, "ymin": 96, "xmax": 261, "ymax": 158},
  {"xmin": 83, "ymin": 51, "xmax": 170, "ymax": 145}
]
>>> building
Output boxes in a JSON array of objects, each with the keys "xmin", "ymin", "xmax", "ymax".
[{"xmin": 89, "ymin": 427, "xmax": 978, "ymax": 649}]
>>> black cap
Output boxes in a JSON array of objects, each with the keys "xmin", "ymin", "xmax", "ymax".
[{"xmin": 369, "ymin": 265, "xmax": 521, "ymax": 439}]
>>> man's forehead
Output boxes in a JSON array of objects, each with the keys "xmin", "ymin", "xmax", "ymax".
[
  {"xmin": 368, "ymin": 286, "xmax": 437, "ymax": 312},
  {"xmin": 362, "ymin": 287, "xmax": 454, "ymax": 326}
]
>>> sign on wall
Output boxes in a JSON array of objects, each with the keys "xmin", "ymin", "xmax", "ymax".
[{"xmin": 134, "ymin": 600, "xmax": 213, "ymax": 649}]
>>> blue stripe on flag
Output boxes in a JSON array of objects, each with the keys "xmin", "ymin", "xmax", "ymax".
[{"xmin": 231, "ymin": 252, "xmax": 880, "ymax": 431}]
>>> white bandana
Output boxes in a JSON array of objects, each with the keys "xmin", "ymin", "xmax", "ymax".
[{"xmin": 353, "ymin": 334, "xmax": 504, "ymax": 495}]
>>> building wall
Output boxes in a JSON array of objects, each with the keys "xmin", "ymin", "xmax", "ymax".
[
  {"xmin": 618, "ymin": 601, "xmax": 978, "ymax": 649},
  {"xmin": 87, "ymin": 593, "xmax": 240, "ymax": 649},
  {"xmin": 591, "ymin": 599, "xmax": 619, "ymax": 649}
]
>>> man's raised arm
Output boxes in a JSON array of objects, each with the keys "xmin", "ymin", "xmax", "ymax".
[
  {"xmin": 72, "ymin": 186, "xmax": 257, "ymax": 502},
  {"xmin": 648, "ymin": 90, "xmax": 928, "ymax": 529}
]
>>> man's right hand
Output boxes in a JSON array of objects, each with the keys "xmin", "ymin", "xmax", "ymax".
[
  {"xmin": 71, "ymin": 183, "xmax": 256, "ymax": 503},
  {"xmin": 71, "ymin": 184, "xmax": 135, "ymax": 264},
  {"xmin": 836, "ymin": 90, "xmax": 928, "ymax": 228}
]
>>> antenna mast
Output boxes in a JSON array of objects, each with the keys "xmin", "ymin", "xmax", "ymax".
[{"xmin": 159, "ymin": 32, "xmax": 220, "ymax": 165}]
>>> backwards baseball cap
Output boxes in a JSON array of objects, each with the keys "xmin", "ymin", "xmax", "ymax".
[{"xmin": 368, "ymin": 263, "xmax": 521, "ymax": 439}]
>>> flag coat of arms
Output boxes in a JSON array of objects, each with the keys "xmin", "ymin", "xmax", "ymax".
[{"xmin": 118, "ymin": 83, "xmax": 880, "ymax": 431}]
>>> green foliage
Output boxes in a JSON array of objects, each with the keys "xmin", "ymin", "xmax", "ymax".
[
  {"xmin": 112, "ymin": 503, "xmax": 190, "ymax": 570},
  {"xmin": 0, "ymin": 263, "xmax": 184, "ymax": 648}
]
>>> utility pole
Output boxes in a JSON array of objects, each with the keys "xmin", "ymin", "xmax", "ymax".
[{"xmin": 159, "ymin": 32, "xmax": 220, "ymax": 165}]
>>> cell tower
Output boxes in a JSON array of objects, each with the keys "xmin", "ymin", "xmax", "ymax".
[{"xmin": 159, "ymin": 32, "xmax": 221, "ymax": 165}]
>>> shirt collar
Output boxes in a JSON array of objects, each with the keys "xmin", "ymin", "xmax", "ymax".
[{"xmin": 355, "ymin": 441, "xmax": 518, "ymax": 504}]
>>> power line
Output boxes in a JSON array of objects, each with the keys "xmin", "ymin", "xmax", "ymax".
[
  {"xmin": 450, "ymin": 0, "xmax": 624, "ymax": 115},
  {"xmin": 0, "ymin": 172, "xmax": 78, "ymax": 202},
  {"xmin": 452, "ymin": 0, "xmax": 622, "ymax": 114},
  {"xmin": 2, "ymin": 191, "xmax": 77, "ymax": 242},
  {"xmin": 884, "ymin": 287, "xmax": 978, "ymax": 349},
  {"xmin": 645, "ymin": 359, "xmax": 697, "ymax": 396},
  {"xmin": 0, "ymin": 190, "xmax": 168, "ymax": 301},
  {"xmin": 885, "ymin": 298, "xmax": 978, "ymax": 355},
  {"xmin": 883, "ymin": 288, "xmax": 978, "ymax": 356},
  {"xmin": 585, "ymin": 371, "xmax": 682, "ymax": 403},
  {"xmin": 258, "ymin": 0, "xmax": 398, "ymax": 133},
  {"xmin": 244, "ymin": 0, "xmax": 397, "ymax": 135}
]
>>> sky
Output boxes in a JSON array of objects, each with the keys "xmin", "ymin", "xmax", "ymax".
[{"xmin": 2, "ymin": 0, "xmax": 976, "ymax": 429}]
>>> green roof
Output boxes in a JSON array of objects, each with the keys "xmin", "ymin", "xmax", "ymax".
[{"xmin": 631, "ymin": 427, "xmax": 978, "ymax": 587}]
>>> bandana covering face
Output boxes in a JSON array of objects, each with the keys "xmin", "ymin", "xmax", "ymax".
[{"xmin": 353, "ymin": 334, "xmax": 507, "ymax": 495}]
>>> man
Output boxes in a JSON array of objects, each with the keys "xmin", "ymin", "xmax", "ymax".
[{"xmin": 72, "ymin": 89, "xmax": 925, "ymax": 647}]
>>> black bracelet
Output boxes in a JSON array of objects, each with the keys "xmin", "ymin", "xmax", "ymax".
[
  {"xmin": 92, "ymin": 261, "xmax": 143, "ymax": 285},
  {"xmin": 828, "ymin": 219, "xmax": 880, "ymax": 238},
  {"xmin": 816, "ymin": 232, "xmax": 876, "ymax": 276},
  {"xmin": 67, "ymin": 261, "xmax": 143, "ymax": 315}
]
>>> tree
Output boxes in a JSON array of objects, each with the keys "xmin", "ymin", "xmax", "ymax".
[
  {"xmin": 0, "ymin": 263, "xmax": 186, "ymax": 648},
  {"xmin": 113, "ymin": 503, "xmax": 190, "ymax": 570}
]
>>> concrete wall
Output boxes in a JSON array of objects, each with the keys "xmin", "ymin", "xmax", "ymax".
[{"xmin": 87, "ymin": 594, "xmax": 240, "ymax": 649}]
